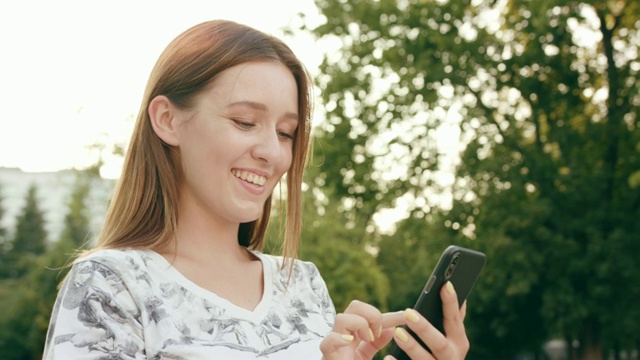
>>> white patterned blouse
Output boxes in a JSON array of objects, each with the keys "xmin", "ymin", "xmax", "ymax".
[{"xmin": 43, "ymin": 248, "xmax": 336, "ymax": 359}]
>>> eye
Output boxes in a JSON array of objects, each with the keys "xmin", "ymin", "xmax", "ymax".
[
  {"xmin": 233, "ymin": 120, "xmax": 254, "ymax": 129},
  {"xmin": 278, "ymin": 131, "xmax": 295, "ymax": 141}
]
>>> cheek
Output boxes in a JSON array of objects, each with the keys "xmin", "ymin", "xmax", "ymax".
[
  {"xmin": 178, "ymin": 129, "xmax": 226, "ymax": 175},
  {"xmin": 282, "ymin": 144, "xmax": 295, "ymax": 171}
]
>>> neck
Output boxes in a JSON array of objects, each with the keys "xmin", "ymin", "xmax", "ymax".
[{"xmin": 162, "ymin": 199, "xmax": 253, "ymax": 264}]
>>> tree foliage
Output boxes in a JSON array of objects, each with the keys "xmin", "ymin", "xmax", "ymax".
[
  {"xmin": 0, "ymin": 173, "xmax": 95, "ymax": 359},
  {"xmin": 0, "ymin": 184, "xmax": 9, "ymax": 278},
  {"xmin": 0, "ymin": 184, "xmax": 6, "ymax": 242},
  {"xmin": 308, "ymin": 0, "xmax": 639, "ymax": 357},
  {"xmin": 57, "ymin": 174, "xmax": 93, "ymax": 250},
  {"xmin": 3, "ymin": 184, "xmax": 47, "ymax": 279},
  {"xmin": 297, "ymin": 185, "xmax": 390, "ymax": 313},
  {"xmin": 12, "ymin": 184, "xmax": 47, "ymax": 254},
  {"xmin": 0, "ymin": 183, "xmax": 48, "ymax": 359}
]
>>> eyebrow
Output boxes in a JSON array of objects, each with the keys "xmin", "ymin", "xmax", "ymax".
[{"xmin": 227, "ymin": 100, "xmax": 299, "ymax": 121}]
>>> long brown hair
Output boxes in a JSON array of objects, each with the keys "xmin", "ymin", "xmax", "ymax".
[{"xmin": 95, "ymin": 20, "xmax": 312, "ymax": 264}]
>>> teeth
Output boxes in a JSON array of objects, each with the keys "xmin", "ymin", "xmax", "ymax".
[{"xmin": 232, "ymin": 170, "xmax": 267, "ymax": 186}]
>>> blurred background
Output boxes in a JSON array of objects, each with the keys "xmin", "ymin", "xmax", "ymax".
[{"xmin": 0, "ymin": 0, "xmax": 638, "ymax": 359}]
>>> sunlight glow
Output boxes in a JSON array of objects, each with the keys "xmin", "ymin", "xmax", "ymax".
[{"xmin": 0, "ymin": 0, "xmax": 322, "ymax": 178}]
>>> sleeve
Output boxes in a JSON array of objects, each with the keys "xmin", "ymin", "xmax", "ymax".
[
  {"xmin": 304, "ymin": 261, "xmax": 337, "ymax": 327},
  {"xmin": 42, "ymin": 260, "xmax": 146, "ymax": 360}
]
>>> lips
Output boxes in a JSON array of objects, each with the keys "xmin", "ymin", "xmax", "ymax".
[{"xmin": 232, "ymin": 169, "xmax": 267, "ymax": 187}]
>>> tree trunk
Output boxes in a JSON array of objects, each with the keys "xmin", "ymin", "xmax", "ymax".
[
  {"xmin": 580, "ymin": 319, "xmax": 602, "ymax": 360},
  {"xmin": 582, "ymin": 345, "xmax": 602, "ymax": 360}
]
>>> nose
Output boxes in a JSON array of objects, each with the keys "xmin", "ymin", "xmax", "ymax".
[{"xmin": 252, "ymin": 127, "xmax": 282, "ymax": 164}]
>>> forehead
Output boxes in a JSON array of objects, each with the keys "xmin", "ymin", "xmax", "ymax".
[{"xmin": 207, "ymin": 61, "xmax": 299, "ymax": 106}]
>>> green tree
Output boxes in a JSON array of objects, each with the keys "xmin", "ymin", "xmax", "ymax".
[
  {"xmin": 446, "ymin": 1, "xmax": 640, "ymax": 358},
  {"xmin": 0, "ymin": 173, "xmax": 96, "ymax": 359},
  {"xmin": 0, "ymin": 183, "xmax": 9, "ymax": 278},
  {"xmin": 299, "ymin": 186, "xmax": 390, "ymax": 312},
  {"xmin": 0, "ymin": 183, "xmax": 17, "ymax": 355},
  {"xmin": 0, "ymin": 184, "xmax": 48, "ymax": 358},
  {"xmin": 5, "ymin": 183, "xmax": 47, "ymax": 278},
  {"xmin": 308, "ymin": 0, "xmax": 639, "ymax": 358},
  {"xmin": 0, "ymin": 183, "xmax": 6, "ymax": 240},
  {"xmin": 56, "ymin": 174, "xmax": 93, "ymax": 250},
  {"xmin": 0, "ymin": 261, "xmax": 51, "ymax": 360},
  {"xmin": 27, "ymin": 173, "xmax": 94, "ymax": 358}
]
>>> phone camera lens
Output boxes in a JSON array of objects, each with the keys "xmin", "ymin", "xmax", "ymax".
[
  {"xmin": 445, "ymin": 254, "xmax": 460, "ymax": 279},
  {"xmin": 445, "ymin": 267, "xmax": 454, "ymax": 278}
]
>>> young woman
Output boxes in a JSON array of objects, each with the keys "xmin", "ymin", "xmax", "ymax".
[{"xmin": 43, "ymin": 20, "xmax": 470, "ymax": 360}]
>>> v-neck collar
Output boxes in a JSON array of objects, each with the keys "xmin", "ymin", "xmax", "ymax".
[{"xmin": 144, "ymin": 249, "xmax": 273, "ymax": 323}]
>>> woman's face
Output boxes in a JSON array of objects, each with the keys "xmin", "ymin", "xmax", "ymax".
[{"xmin": 171, "ymin": 61, "xmax": 299, "ymax": 226}]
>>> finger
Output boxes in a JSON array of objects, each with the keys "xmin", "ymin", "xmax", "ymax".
[
  {"xmin": 332, "ymin": 312, "xmax": 373, "ymax": 343},
  {"xmin": 356, "ymin": 327, "xmax": 396, "ymax": 359},
  {"xmin": 402, "ymin": 309, "xmax": 456, "ymax": 359},
  {"xmin": 319, "ymin": 331, "xmax": 356, "ymax": 354},
  {"xmin": 381, "ymin": 311, "xmax": 406, "ymax": 329},
  {"xmin": 343, "ymin": 300, "xmax": 383, "ymax": 341},
  {"xmin": 441, "ymin": 281, "xmax": 469, "ymax": 345},
  {"xmin": 391, "ymin": 324, "xmax": 435, "ymax": 360},
  {"xmin": 460, "ymin": 300, "xmax": 467, "ymax": 321}
]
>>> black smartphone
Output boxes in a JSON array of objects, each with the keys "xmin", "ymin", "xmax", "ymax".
[{"xmin": 387, "ymin": 245, "xmax": 486, "ymax": 359}]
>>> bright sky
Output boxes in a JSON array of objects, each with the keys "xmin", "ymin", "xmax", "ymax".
[{"xmin": 0, "ymin": 0, "xmax": 323, "ymax": 178}]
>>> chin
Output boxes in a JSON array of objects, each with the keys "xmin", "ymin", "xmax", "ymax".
[
  {"xmin": 231, "ymin": 202, "xmax": 267, "ymax": 224},
  {"xmin": 237, "ymin": 211, "xmax": 262, "ymax": 224}
]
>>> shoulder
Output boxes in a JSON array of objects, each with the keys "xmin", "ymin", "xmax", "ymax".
[
  {"xmin": 75, "ymin": 248, "xmax": 155, "ymax": 274},
  {"xmin": 67, "ymin": 248, "xmax": 159, "ymax": 292},
  {"xmin": 79, "ymin": 248, "xmax": 152, "ymax": 266},
  {"xmin": 257, "ymin": 252, "xmax": 321, "ymax": 278},
  {"xmin": 256, "ymin": 252, "xmax": 329, "ymax": 295}
]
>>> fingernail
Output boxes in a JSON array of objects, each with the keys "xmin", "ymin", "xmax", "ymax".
[
  {"xmin": 369, "ymin": 328, "xmax": 375, "ymax": 342},
  {"xmin": 341, "ymin": 334, "xmax": 354, "ymax": 342},
  {"xmin": 404, "ymin": 308, "xmax": 420, "ymax": 323},
  {"xmin": 377, "ymin": 324, "xmax": 382, "ymax": 338},
  {"xmin": 446, "ymin": 281, "xmax": 455, "ymax": 295},
  {"xmin": 394, "ymin": 327, "xmax": 409, "ymax": 342}
]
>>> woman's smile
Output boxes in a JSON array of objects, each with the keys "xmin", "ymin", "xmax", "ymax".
[{"xmin": 231, "ymin": 169, "xmax": 268, "ymax": 187}]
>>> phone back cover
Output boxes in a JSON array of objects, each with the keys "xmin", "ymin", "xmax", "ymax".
[
  {"xmin": 388, "ymin": 245, "xmax": 486, "ymax": 359},
  {"xmin": 415, "ymin": 246, "xmax": 486, "ymax": 333}
]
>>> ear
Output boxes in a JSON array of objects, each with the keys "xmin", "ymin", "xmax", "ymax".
[{"xmin": 149, "ymin": 95, "xmax": 180, "ymax": 146}]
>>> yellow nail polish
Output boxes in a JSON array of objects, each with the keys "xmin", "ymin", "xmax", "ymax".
[
  {"xmin": 341, "ymin": 334, "xmax": 354, "ymax": 342},
  {"xmin": 404, "ymin": 308, "xmax": 420, "ymax": 323},
  {"xmin": 446, "ymin": 281, "xmax": 455, "ymax": 295},
  {"xmin": 369, "ymin": 328, "xmax": 375, "ymax": 341},
  {"xmin": 394, "ymin": 327, "xmax": 409, "ymax": 342}
]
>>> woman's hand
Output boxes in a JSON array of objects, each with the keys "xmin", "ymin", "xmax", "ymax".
[
  {"xmin": 320, "ymin": 300, "xmax": 407, "ymax": 360},
  {"xmin": 385, "ymin": 281, "xmax": 470, "ymax": 360}
]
